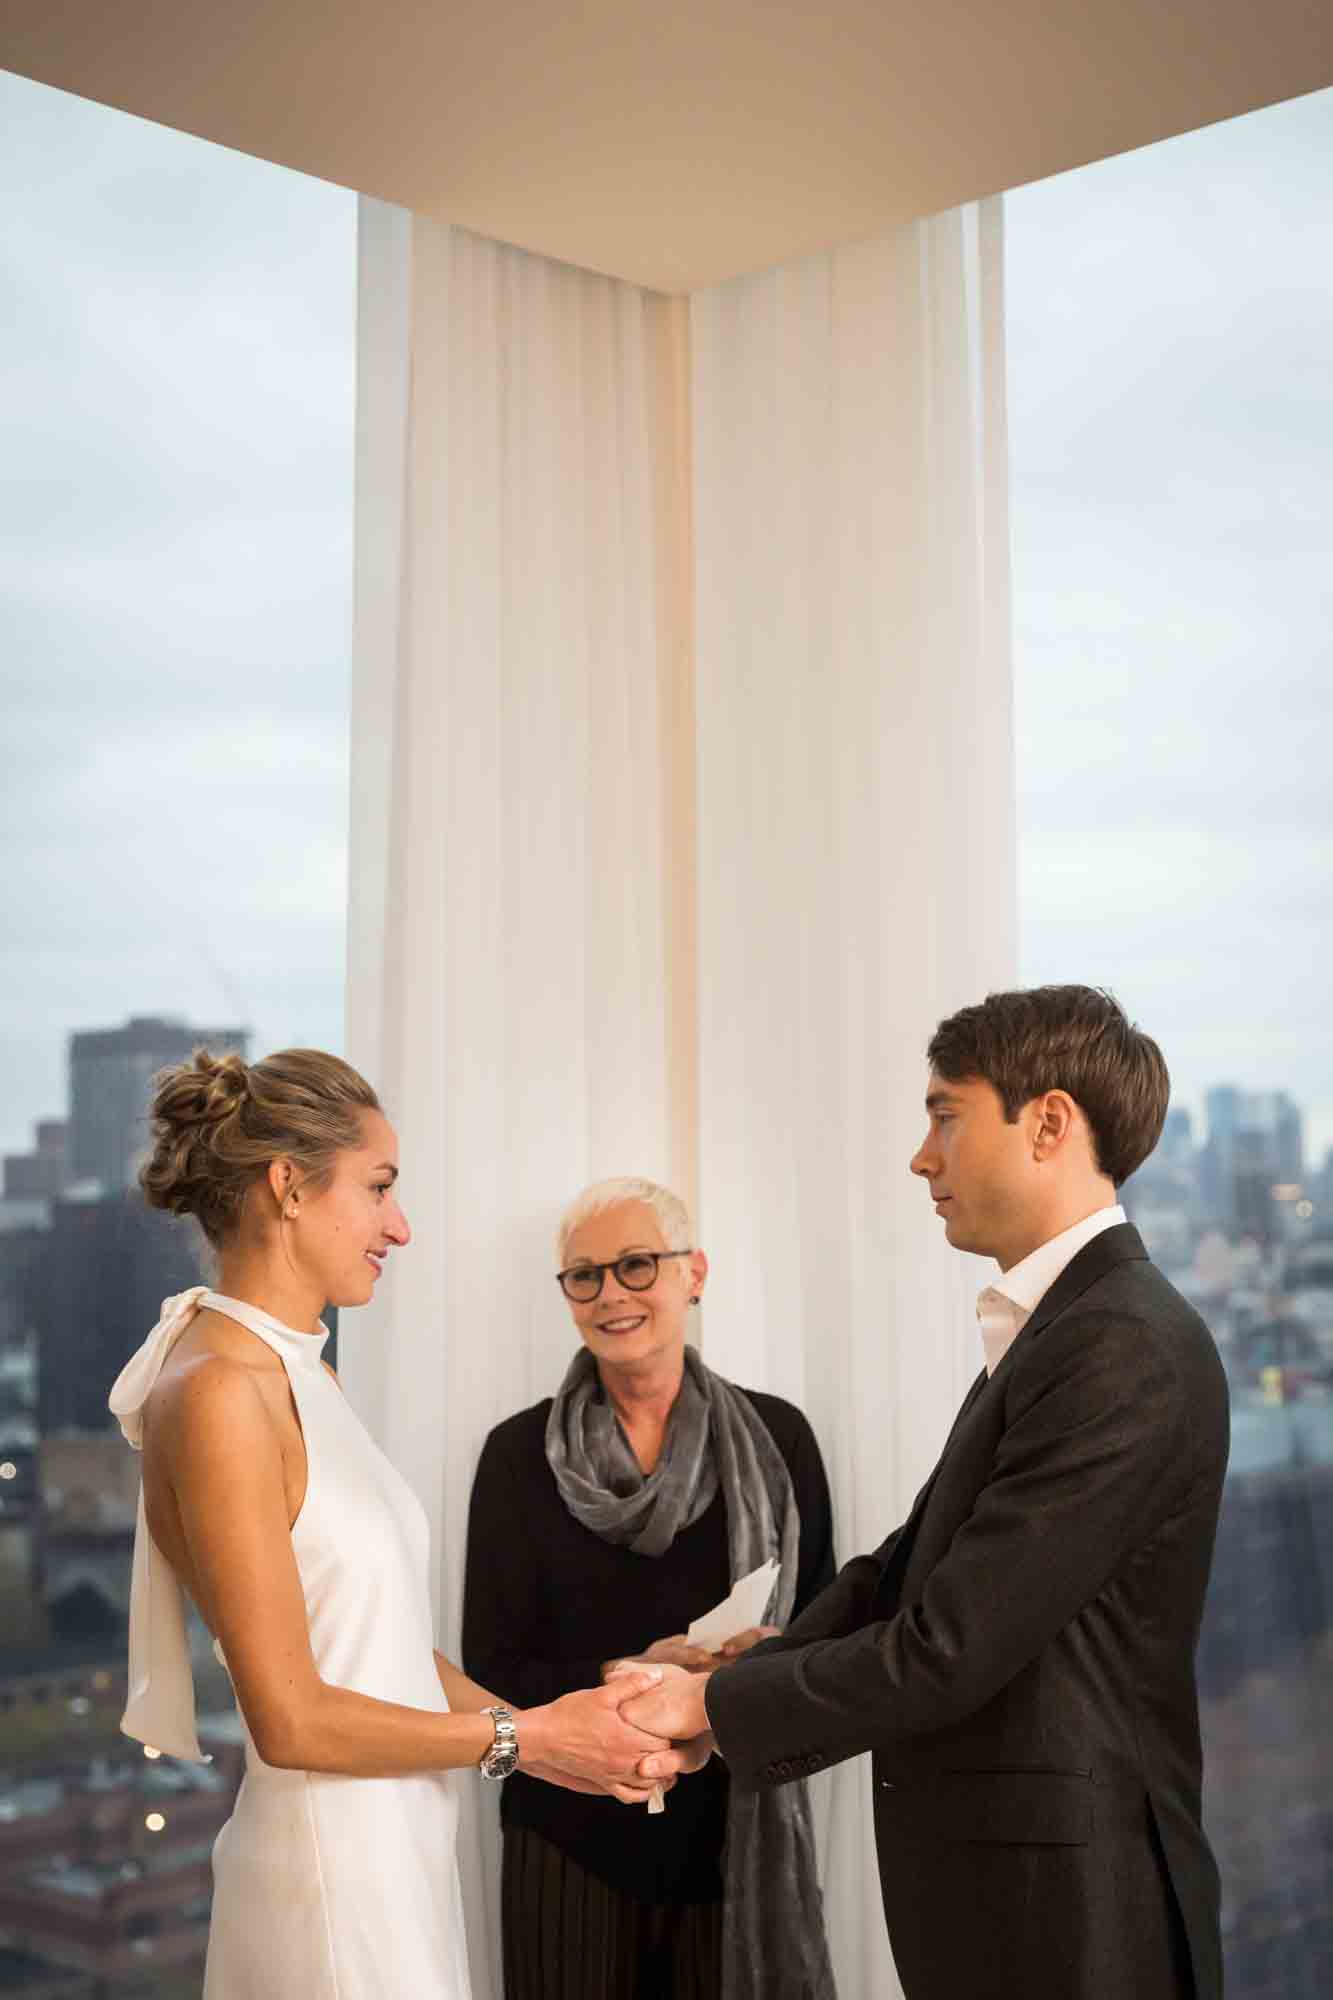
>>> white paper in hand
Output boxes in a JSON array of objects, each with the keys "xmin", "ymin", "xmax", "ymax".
[
  {"xmin": 644, "ymin": 1562, "xmax": 778, "ymax": 1821},
  {"xmin": 686, "ymin": 1557, "xmax": 780, "ymax": 1651}
]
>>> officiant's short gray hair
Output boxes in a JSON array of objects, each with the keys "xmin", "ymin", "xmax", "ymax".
[{"xmin": 556, "ymin": 1177, "xmax": 693, "ymax": 1263}]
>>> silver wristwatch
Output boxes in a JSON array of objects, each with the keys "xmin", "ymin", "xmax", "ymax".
[{"xmin": 478, "ymin": 1704, "xmax": 519, "ymax": 1781}]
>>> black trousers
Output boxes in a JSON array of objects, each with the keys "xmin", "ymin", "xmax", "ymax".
[{"xmin": 501, "ymin": 1824, "xmax": 723, "ymax": 2000}]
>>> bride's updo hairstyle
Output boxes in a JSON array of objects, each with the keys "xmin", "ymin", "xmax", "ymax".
[{"xmin": 139, "ymin": 1048, "xmax": 381, "ymax": 1248}]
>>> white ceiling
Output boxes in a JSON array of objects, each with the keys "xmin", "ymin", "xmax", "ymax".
[{"xmin": 4, "ymin": 1, "xmax": 1332, "ymax": 292}]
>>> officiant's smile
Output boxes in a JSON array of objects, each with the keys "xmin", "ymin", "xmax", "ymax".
[{"xmin": 556, "ymin": 1205, "xmax": 709, "ymax": 1383}]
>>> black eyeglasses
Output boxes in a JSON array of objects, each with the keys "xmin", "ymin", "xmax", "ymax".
[{"xmin": 555, "ymin": 1250, "xmax": 693, "ymax": 1303}]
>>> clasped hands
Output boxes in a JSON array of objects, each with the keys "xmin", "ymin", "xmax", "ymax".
[
  {"xmin": 518, "ymin": 1627, "xmax": 777, "ymax": 1809},
  {"xmin": 606, "ymin": 1626, "xmax": 780, "ymax": 1792}
]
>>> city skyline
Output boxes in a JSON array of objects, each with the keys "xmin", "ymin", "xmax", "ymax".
[
  {"xmin": 9, "ymin": 1001, "xmax": 1333, "ymax": 1169},
  {"xmin": 5, "ymin": 1009, "xmax": 1329, "ymax": 1213}
]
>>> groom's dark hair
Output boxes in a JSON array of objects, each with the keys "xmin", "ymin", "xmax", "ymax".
[{"xmin": 927, "ymin": 985, "xmax": 1169, "ymax": 1187}]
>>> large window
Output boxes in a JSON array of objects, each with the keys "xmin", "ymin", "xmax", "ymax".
[
  {"xmin": 0, "ymin": 72, "xmax": 354, "ymax": 1995},
  {"xmin": 1009, "ymin": 86, "xmax": 1333, "ymax": 1998},
  {"xmin": 5, "ymin": 54, "xmax": 1329, "ymax": 2000}
]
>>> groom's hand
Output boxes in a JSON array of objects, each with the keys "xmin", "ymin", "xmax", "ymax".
[
  {"xmin": 608, "ymin": 1661, "xmax": 717, "ymax": 1778},
  {"xmin": 516, "ymin": 1670, "xmax": 672, "ymax": 1790}
]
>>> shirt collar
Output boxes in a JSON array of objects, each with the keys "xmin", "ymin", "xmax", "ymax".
[{"xmin": 992, "ymin": 1203, "xmax": 1127, "ymax": 1317}]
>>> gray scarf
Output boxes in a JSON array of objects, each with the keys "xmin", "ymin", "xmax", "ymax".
[{"xmin": 547, "ymin": 1345, "xmax": 837, "ymax": 2000}]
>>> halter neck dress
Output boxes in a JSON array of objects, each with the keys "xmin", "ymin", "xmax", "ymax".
[{"xmin": 109, "ymin": 1288, "xmax": 472, "ymax": 1999}]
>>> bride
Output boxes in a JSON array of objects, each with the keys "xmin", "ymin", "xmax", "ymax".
[{"xmin": 110, "ymin": 1046, "xmax": 672, "ymax": 1998}]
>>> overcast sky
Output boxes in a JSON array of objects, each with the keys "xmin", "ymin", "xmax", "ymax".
[
  {"xmin": 1007, "ymin": 88, "xmax": 1333, "ymax": 1159},
  {"xmin": 2, "ymin": 71, "xmax": 1330, "ymax": 1166},
  {"xmin": 0, "ymin": 71, "xmax": 356, "ymax": 1161}
]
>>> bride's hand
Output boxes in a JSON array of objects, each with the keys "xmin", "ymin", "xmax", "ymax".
[
  {"xmin": 524, "ymin": 1758, "xmax": 676, "ymax": 1807},
  {"xmin": 516, "ymin": 1671, "xmax": 671, "ymax": 1789}
]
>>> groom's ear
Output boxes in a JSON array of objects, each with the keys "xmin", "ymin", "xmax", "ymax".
[
  {"xmin": 686, "ymin": 1248, "xmax": 709, "ymax": 1303},
  {"xmin": 1030, "ymin": 1090, "xmax": 1079, "ymax": 1163}
]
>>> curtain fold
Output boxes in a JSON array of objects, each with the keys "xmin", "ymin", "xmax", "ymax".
[
  {"xmin": 346, "ymin": 192, "xmax": 1013, "ymax": 2000},
  {"xmin": 688, "ymin": 198, "xmax": 1014, "ymax": 2000},
  {"xmin": 346, "ymin": 204, "xmax": 687, "ymax": 2000}
]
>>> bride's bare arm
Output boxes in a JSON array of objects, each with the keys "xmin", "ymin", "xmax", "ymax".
[
  {"xmin": 151, "ymin": 1358, "xmax": 665, "ymax": 1782},
  {"xmin": 432, "ymin": 1654, "xmax": 499, "ymax": 1713}
]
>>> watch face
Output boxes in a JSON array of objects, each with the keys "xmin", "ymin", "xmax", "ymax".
[
  {"xmin": 481, "ymin": 1743, "xmax": 519, "ymax": 1780},
  {"xmin": 480, "ymin": 1708, "xmax": 519, "ymax": 1781}
]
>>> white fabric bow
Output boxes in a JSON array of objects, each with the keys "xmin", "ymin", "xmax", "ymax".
[{"xmin": 108, "ymin": 1287, "xmax": 213, "ymax": 1763}]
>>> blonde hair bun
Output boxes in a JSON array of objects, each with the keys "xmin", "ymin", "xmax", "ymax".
[
  {"xmin": 139, "ymin": 1047, "xmax": 379, "ymax": 1248},
  {"xmin": 175, "ymin": 1048, "xmax": 251, "ymax": 1123}
]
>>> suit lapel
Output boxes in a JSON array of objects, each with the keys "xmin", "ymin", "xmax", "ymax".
[
  {"xmin": 906, "ymin": 1366, "xmax": 989, "ymax": 1525},
  {"xmin": 876, "ymin": 1224, "xmax": 1152, "ymax": 1608},
  {"xmin": 873, "ymin": 1367, "xmax": 989, "ymax": 1607},
  {"xmin": 949, "ymin": 1363, "xmax": 991, "ymax": 1434}
]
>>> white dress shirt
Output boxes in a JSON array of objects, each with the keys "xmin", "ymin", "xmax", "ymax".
[{"xmin": 976, "ymin": 1205, "xmax": 1127, "ymax": 1376}]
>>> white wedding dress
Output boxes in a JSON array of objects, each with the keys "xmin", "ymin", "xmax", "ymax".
[{"xmin": 110, "ymin": 1288, "xmax": 472, "ymax": 1999}]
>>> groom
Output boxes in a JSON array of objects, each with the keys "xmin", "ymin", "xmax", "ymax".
[{"xmin": 626, "ymin": 985, "xmax": 1229, "ymax": 2000}]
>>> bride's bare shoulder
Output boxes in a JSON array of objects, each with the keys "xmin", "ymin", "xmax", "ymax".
[
  {"xmin": 167, "ymin": 1305, "xmax": 281, "ymax": 1372},
  {"xmin": 146, "ymin": 1312, "xmax": 279, "ymax": 1445}
]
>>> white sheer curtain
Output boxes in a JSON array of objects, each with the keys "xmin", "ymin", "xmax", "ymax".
[
  {"xmin": 345, "ymin": 201, "xmax": 691, "ymax": 2000},
  {"xmin": 690, "ymin": 199, "xmax": 1014, "ymax": 1999},
  {"xmin": 345, "ymin": 193, "xmax": 1013, "ymax": 2000}
]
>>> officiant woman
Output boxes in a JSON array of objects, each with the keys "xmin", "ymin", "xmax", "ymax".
[{"xmin": 463, "ymin": 1176, "xmax": 838, "ymax": 2000}]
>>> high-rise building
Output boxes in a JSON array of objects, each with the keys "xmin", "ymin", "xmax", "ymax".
[
  {"xmin": 1251, "ymin": 1091, "xmax": 1304, "ymax": 1184},
  {"xmin": 1158, "ymin": 1106, "xmax": 1194, "ymax": 1163},
  {"xmin": 2, "ymin": 1121, "xmax": 69, "ymax": 1203},
  {"xmin": 1200, "ymin": 1085, "xmax": 1305, "ymax": 1232},
  {"xmin": 68, "ymin": 1017, "xmax": 248, "ymax": 1194},
  {"xmin": 32, "ymin": 1193, "xmax": 201, "ymax": 1436}
]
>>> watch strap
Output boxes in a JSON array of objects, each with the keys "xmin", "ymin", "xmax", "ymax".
[{"xmin": 478, "ymin": 1703, "xmax": 519, "ymax": 1780}]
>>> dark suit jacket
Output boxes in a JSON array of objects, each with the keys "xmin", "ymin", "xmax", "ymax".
[{"xmin": 706, "ymin": 1225, "xmax": 1230, "ymax": 2000}]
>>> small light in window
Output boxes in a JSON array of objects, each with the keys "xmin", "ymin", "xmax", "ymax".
[
  {"xmin": 68, "ymin": 1696, "xmax": 90, "ymax": 1716},
  {"xmin": 145, "ymin": 1812, "xmax": 166, "ymax": 1833},
  {"xmin": 1295, "ymin": 1200, "xmax": 1314, "ymax": 1220},
  {"xmin": 0, "ymin": 1463, "xmax": 16, "ymax": 1481},
  {"xmin": 143, "ymin": 1746, "xmax": 162, "ymax": 1760}
]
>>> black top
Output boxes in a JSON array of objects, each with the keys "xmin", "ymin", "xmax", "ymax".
[{"xmin": 462, "ymin": 1386, "xmax": 836, "ymax": 1904}]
